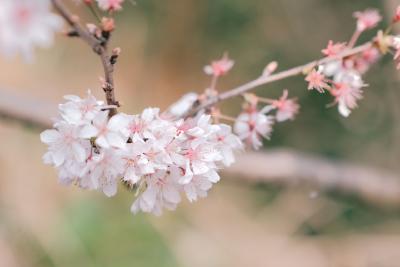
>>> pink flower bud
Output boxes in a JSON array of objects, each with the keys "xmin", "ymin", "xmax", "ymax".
[
  {"xmin": 353, "ymin": 9, "xmax": 381, "ymax": 32},
  {"xmin": 262, "ymin": 61, "xmax": 278, "ymax": 76}
]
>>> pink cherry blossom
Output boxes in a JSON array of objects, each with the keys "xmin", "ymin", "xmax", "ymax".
[
  {"xmin": 234, "ymin": 108, "xmax": 274, "ymax": 150},
  {"xmin": 165, "ymin": 93, "xmax": 198, "ymax": 118},
  {"xmin": 394, "ymin": 6, "xmax": 400, "ymax": 23},
  {"xmin": 321, "ymin": 40, "xmax": 346, "ymax": 57},
  {"xmin": 269, "ymin": 90, "xmax": 300, "ymax": 122},
  {"xmin": 305, "ymin": 69, "xmax": 329, "ymax": 93},
  {"xmin": 330, "ymin": 71, "xmax": 365, "ymax": 117},
  {"xmin": 352, "ymin": 47, "xmax": 380, "ymax": 74},
  {"xmin": 96, "ymin": 0, "xmax": 124, "ymax": 11},
  {"xmin": 353, "ymin": 9, "xmax": 381, "ymax": 32},
  {"xmin": 204, "ymin": 53, "xmax": 234, "ymax": 77},
  {"xmin": 211, "ymin": 124, "xmax": 243, "ymax": 166}
]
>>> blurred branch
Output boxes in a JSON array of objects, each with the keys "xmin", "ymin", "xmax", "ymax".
[
  {"xmin": 1, "ymin": 91, "xmax": 399, "ymax": 207},
  {"xmin": 0, "ymin": 90, "xmax": 53, "ymax": 129},
  {"xmin": 226, "ymin": 150, "xmax": 400, "ymax": 208},
  {"xmin": 51, "ymin": 0, "xmax": 119, "ymax": 116}
]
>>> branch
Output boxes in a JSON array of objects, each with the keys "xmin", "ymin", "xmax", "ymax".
[
  {"xmin": 225, "ymin": 149, "xmax": 400, "ymax": 208},
  {"xmin": 0, "ymin": 90, "xmax": 53, "ymax": 129},
  {"xmin": 185, "ymin": 41, "xmax": 373, "ymax": 117},
  {"xmin": 51, "ymin": 0, "xmax": 118, "ymax": 116}
]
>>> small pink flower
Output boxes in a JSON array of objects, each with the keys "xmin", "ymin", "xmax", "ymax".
[
  {"xmin": 270, "ymin": 90, "xmax": 300, "ymax": 122},
  {"xmin": 204, "ymin": 53, "xmax": 234, "ymax": 77},
  {"xmin": 305, "ymin": 69, "xmax": 329, "ymax": 93},
  {"xmin": 322, "ymin": 40, "xmax": 346, "ymax": 57},
  {"xmin": 330, "ymin": 82, "xmax": 363, "ymax": 117},
  {"xmin": 353, "ymin": 9, "xmax": 381, "ymax": 32},
  {"xmin": 234, "ymin": 109, "xmax": 274, "ymax": 150},
  {"xmin": 96, "ymin": 0, "xmax": 124, "ymax": 11},
  {"xmin": 353, "ymin": 47, "xmax": 380, "ymax": 74},
  {"xmin": 393, "ymin": 6, "xmax": 400, "ymax": 23}
]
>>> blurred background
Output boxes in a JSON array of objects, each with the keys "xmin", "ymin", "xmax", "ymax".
[{"xmin": 1, "ymin": 0, "xmax": 400, "ymax": 266}]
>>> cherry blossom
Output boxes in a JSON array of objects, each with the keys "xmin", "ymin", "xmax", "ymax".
[
  {"xmin": 59, "ymin": 91, "xmax": 104, "ymax": 125},
  {"xmin": 268, "ymin": 90, "xmax": 300, "ymax": 122},
  {"xmin": 354, "ymin": 47, "xmax": 380, "ymax": 74},
  {"xmin": 330, "ymin": 71, "xmax": 365, "ymax": 117},
  {"xmin": 41, "ymin": 123, "xmax": 90, "ymax": 167},
  {"xmin": 211, "ymin": 124, "xmax": 243, "ymax": 166},
  {"xmin": 321, "ymin": 40, "xmax": 346, "ymax": 57},
  {"xmin": 131, "ymin": 169, "xmax": 182, "ymax": 216},
  {"xmin": 165, "ymin": 93, "xmax": 198, "ymax": 118},
  {"xmin": 204, "ymin": 53, "xmax": 234, "ymax": 77},
  {"xmin": 42, "ymin": 93, "xmax": 243, "ymax": 215},
  {"xmin": 353, "ymin": 9, "xmax": 381, "ymax": 32},
  {"xmin": 305, "ymin": 69, "xmax": 330, "ymax": 93},
  {"xmin": 0, "ymin": 0, "xmax": 63, "ymax": 61},
  {"xmin": 79, "ymin": 111, "xmax": 127, "ymax": 149},
  {"xmin": 39, "ymin": 4, "xmax": 399, "ymax": 217},
  {"xmin": 96, "ymin": 0, "xmax": 124, "ymax": 11},
  {"xmin": 394, "ymin": 6, "xmax": 400, "ymax": 23},
  {"xmin": 234, "ymin": 107, "xmax": 274, "ymax": 150},
  {"xmin": 81, "ymin": 148, "xmax": 125, "ymax": 196}
]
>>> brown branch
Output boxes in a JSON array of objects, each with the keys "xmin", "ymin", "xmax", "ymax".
[
  {"xmin": 51, "ymin": 0, "xmax": 118, "ymax": 116},
  {"xmin": 225, "ymin": 149, "xmax": 400, "ymax": 208},
  {"xmin": 0, "ymin": 90, "xmax": 53, "ymax": 129},
  {"xmin": 185, "ymin": 41, "xmax": 373, "ymax": 117}
]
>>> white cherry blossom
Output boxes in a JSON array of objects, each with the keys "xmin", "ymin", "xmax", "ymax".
[
  {"xmin": 42, "ymin": 93, "xmax": 243, "ymax": 215},
  {"xmin": 234, "ymin": 109, "xmax": 274, "ymax": 150},
  {"xmin": 40, "ymin": 123, "xmax": 90, "ymax": 167},
  {"xmin": 0, "ymin": 0, "xmax": 63, "ymax": 61}
]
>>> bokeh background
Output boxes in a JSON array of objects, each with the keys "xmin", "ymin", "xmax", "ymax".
[{"xmin": 1, "ymin": 0, "xmax": 400, "ymax": 266}]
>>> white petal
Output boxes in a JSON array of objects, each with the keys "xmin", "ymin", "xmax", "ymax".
[
  {"xmin": 108, "ymin": 113, "xmax": 129, "ymax": 132},
  {"xmin": 103, "ymin": 182, "xmax": 118, "ymax": 197},
  {"xmin": 106, "ymin": 132, "xmax": 126, "ymax": 148},
  {"xmin": 51, "ymin": 150, "xmax": 65, "ymax": 167},
  {"xmin": 79, "ymin": 125, "xmax": 99, "ymax": 138},
  {"xmin": 338, "ymin": 102, "xmax": 351, "ymax": 117},
  {"xmin": 184, "ymin": 183, "xmax": 197, "ymax": 202},
  {"xmin": 40, "ymin": 129, "xmax": 60, "ymax": 144},
  {"xmin": 205, "ymin": 170, "xmax": 220, "ymax": 183},
  {"xmin": 96, "ymin": 136, "xmax": 110, "ymax": 148},
  {"xmin": 163, "ymin": 185, "xmax": 181, "ymax": 204},
  {"xmin": 192, "ymin": 161, "xmax": 209, "ymax": 175}
]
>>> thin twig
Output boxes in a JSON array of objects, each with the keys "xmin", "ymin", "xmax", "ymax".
[
  {"xmin": 51, "ymin": 0, "xmax": 119, "ymax": 116},
  {"xmin": 184, "ymin": 41, "xmax": 373, "ymax": 117}
]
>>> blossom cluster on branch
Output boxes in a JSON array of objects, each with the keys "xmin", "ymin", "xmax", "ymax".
[
  {"xmin": 1, "ymin": 0, "xmax": 400, "ymax": 215},
  {"xmin": 41, "ymin": 92, "xmax": 242, "ymax": 215}
]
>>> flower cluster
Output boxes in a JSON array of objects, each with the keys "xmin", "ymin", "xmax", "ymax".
[
  {"xmin": 304, "ymin": 8, "xmax": 384, "ymax": 117},
  {"xmin": 41, "ymin": 91, "xmax": 243, "ymax": 215},
  {"xmin": 233, "ymin": 90, "xmax": 299, "ymax": 150},
  {"xmin": 0, "ymin": 0, "xmax": 63, "ymax": 61},
  {"xmin": 306, "ymin": 45, "xmax": 379, "ymax": 117}
]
